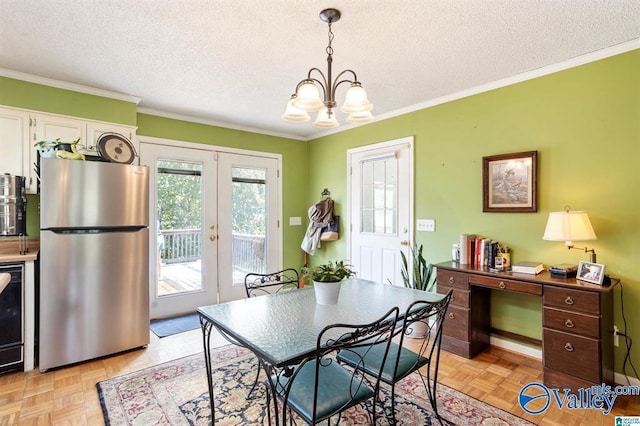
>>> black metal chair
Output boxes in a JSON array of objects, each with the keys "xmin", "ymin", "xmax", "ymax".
[
  {"xmin": 244, "ymin": 268, "xmax": 300, "ymax": 298},
  {"xmin": 336, "ymin": 290, "xmax": 454, "ymax": 424},
  {"xmin": 266, "ymin": 307, "xmax": 400, "ymax": 425},
  {"xmin": 243, "ymin": 268, "xmax": 300, "ymax": 398}
]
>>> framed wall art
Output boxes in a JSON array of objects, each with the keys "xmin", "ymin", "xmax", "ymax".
[{"xmin": 483, "ymin": 151, "xmax": 537, "ymax": 212}]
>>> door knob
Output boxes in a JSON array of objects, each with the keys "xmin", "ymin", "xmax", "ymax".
[
  {"xmin": 400, "ymin": 240, "xmax": 409, "ymax": 246},
  {"xmin": 210, "ymin": 225, "xmax": 215, "ymax": 230},
  {"xmin": 210, "ymin": 235, "xmax": 217, "ymax": 241}
]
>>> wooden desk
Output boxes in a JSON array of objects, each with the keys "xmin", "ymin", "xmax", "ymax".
[{"xmin": 435, "ymin": 261, "xmax": 618, "ymax": 390}]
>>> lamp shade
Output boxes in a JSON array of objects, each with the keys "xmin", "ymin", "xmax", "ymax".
[
  {"xmin": 542, "ymin": 210, "xmax": 597, "ymax": 244},
  {"xmin": 281, "ymin": 96, "xmax": 310, "ymax": 122},
  {"xmin": 293, "ymin": 80, "xmax": 324, "ymax": 112},
  {"xmin": 340, "ymin": 83, "xmax": 373, "ymax": 113},
  {"xmin": 313, "ymin": 108, "xmax": 339, "ymax": 128}
]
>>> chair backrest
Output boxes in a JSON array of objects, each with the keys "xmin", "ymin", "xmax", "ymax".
[
  {"xmin": 393, "ymin": 290, "xmax": 454, "ymax": 380},
  {"xmin": 300, "ymin": 307, "xmax": 399, "ymax": 422},
  {"xmin": 244, "ymin": 268, "xmax": 300, "ymax": 298}
]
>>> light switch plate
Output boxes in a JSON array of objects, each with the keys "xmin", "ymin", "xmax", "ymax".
[
  {"xmin": 289, "ymin": 217, "xmax": 302, "ymax": 226},
  {"xmin": 417, "ymin": 219, "xmax": 435, "ymax": 232}
]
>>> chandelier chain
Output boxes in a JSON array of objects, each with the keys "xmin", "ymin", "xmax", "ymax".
[{"xmin": 326, "ymin": 21, "xmax": 334, "ymax": 56}]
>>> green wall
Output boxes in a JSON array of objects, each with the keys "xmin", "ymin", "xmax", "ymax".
[
  {"xmin": 0, "ymin": 77, "xmax": 137, "ymax": 125},
  {"xmin": 306, "ymin": 50, "xmax": 640, "ymax": 374},
  {"xmin": 2, "ymin": 50, "xmax": 638, "ymax": 376}
]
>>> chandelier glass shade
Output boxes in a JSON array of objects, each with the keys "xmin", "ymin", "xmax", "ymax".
[{"xmin": 282, "ymin": 8, "xmax": 374, "ymax": 128}]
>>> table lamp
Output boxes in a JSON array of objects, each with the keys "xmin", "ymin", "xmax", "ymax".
[{"xmin": 542, "ymin": 207, "xmax": 597, "ymax": 262}]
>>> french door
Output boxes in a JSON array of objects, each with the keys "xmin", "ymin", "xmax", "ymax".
[
  {"xmin": 141, "ymin": 143, "xmax": 218, "ymax": 319},
  {"xmin": 348, "ymin": 137, "xmax": 414, "ymax": 285},
  {"xmin": 217, "ymin": 152, "xmax": 281, "ymax": 303},
  {"xmin": 141, "ymin": 141, "xmax": 282, "ymax": 318}
]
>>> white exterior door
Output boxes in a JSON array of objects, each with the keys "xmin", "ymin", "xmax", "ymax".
[
  {"xmin": 140, "ymin": 143, "xmax": 218, "ymax": 319},
  {"xmin": 217, "ymin": 152, "xmax": 281, "ymax": 303},
  {"xmin": 348, "ymin": 137, "xmax": 414, "ymax": 286}
]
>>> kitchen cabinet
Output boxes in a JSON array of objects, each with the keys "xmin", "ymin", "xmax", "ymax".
[
  {"xmin": 0, "ymin": 105, "xmax": 137, "ymax": 194},
  {"xmin": 0, "ymin": 107, "xmax": 30, "ymax": 183},
  {"xmin": 85, "ymin": 121, "xmax": 136, "ymax": 157}
]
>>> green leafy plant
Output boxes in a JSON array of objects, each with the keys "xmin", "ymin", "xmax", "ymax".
[
  {"xmin": 302, "ymin": 260, "xmax": 356, "ymax": 283},
  {"xmin": 399, "ymin": 243, "xmax": 435, "ymax": 292},
  {"xmin": 34, "ymin": 137, "xmax": 62, "ymax": 151}
]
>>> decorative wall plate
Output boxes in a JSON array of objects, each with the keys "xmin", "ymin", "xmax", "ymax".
[{"xmin": 97, "ymin": 133, "xmax": 136, "ymax": 164}]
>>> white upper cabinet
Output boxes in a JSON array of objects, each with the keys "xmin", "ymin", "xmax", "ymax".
[
  {"xmin": 0, "ymin": 105, "xmax": 137, "ymax": 194},
  {"xmin": 0, "ymin": 107, "xmax": 30, "ymax": 182}
]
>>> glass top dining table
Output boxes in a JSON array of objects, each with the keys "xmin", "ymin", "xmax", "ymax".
[{"xmin": 196, "ymin": 278, "xmax": 445, "ymax": 423}]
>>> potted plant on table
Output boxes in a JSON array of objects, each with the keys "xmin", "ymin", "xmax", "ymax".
[{"xmin": 302, "ymin": 260, "xmax": 356, "ymax": 305}]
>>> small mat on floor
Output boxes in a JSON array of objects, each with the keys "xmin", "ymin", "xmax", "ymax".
[
  {"xmin": 97, "ymin": 344, "xmax": 534, "ymax": 425},
  {"xmin": 150, "ymin": 312, "xmax": 200, "ymax": 337}
]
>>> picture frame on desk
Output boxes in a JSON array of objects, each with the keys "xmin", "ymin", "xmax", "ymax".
[
  {"xmin": 576, "ymin": 261, "xmax": 606, "ymax": 285},
  {"xmin": 482, "ymin": 151, "xmax": 537, "ymax": 212}
]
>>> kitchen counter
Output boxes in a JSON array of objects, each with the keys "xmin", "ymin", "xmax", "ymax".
[
  {"xmin": 0, "ymin": 237, "xmax": 39, "ymax": 261},
  {"xmin": 0, "ymin": 237, "xmax": 39, "ymax": 372}
]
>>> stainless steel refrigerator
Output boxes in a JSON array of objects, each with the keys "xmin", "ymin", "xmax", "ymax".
[{"xmin": 39, "ymin": 159, "xmax": 149, "ymax": 372}]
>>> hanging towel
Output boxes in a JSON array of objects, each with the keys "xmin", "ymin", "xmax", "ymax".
[{"xmin": 301, "ymin": 198, "xmax": 335, "ymax": 255}]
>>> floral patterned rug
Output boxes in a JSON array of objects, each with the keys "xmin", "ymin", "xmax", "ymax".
[{"xmin": 97, "ymin": 345, "xmax": 532, "ymax": 425}]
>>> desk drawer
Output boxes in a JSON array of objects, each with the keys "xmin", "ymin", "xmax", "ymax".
[
  {"xmin": 543, "ymin": 328, "xmax": 600, "ymax": 383},
  {"xmin": 437, "ymin": 284, "xmax": 470, "ymax": 308},
  {"xmin": 470, "ymin": 275, "xmax": 542, "ymax": 295},
  {"xmin": 543, "ymin": 307, "xmax": 600, "ymax": 339},
  {"xmin": 544, "ymin": 286, "xmax": 600, "ymax": 315},
  {"xmin": 437, "ymin": 270, "xmax": 469, "ymax": 290},
  {"xmin": 442, "ymin": 305, "xmax": 469, "ymax": 341}
]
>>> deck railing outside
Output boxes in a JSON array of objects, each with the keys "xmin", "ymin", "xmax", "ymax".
[{"xmin": 160, "ymin": 229, "xmax": 265, "ymax": 273}]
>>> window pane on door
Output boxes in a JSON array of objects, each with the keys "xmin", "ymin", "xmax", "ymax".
[
  {"xmin": 360, "ymin": 157, "xmax": 398, "ymax": 235},
  {"xmin": 231, "ymin": 167, "xmax": 267, "ymax": 285},
  {"xmin": 156, "ymin": 160, "xmax": 203, "ymax": 297}
]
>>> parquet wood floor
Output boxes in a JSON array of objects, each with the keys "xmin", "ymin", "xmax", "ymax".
[{"xmin": 1, "ymin": 330, "xmax": 638, "ymax": 425}]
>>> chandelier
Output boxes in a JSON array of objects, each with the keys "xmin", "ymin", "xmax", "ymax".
[{"xmin": 281, "ymin": 8, "xmax": 374, "ymax": 128}]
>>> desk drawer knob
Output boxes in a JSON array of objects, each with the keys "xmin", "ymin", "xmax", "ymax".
[
  {"xmin": 565, "ymin": 319, "xmax": 575, "ymax": 328},
  {"xmin": 448, "ymin": 277, "xmax": 455, "ymax": 284},
  {"xmin": 448, "ymin": 312, "xmax": 455, "ymax": 320},
  {"xmin": 564, "ymin": 296, "xmax": 574, "ymax": 305},
  {"xmin": 499, "ymin": 281, "xmax": 506, "ymax": 289},
  {"xmin": 564, "ymin": 343, "xmax": 574, "ymax": 352}
]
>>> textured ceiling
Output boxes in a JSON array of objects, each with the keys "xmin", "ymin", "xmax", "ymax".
[{"xmin": 1, "ymin": 1, "xmax": 639, "ymax": 140}]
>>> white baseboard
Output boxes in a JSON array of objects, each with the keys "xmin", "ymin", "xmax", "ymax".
[
  {"xmin": 490, "ymin": 335, "xmax": 542, "ymax": 359},
  {"xmin": 614, "ymin": 372, "xmax": 640, "ymax": 388},
  {"xmin": 490, "ymin": 336, "xmax": 640, "ymax": 387}
]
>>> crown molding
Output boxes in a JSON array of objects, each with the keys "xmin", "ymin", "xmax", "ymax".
[
  {"xmin": 136, "ymin": 107, "xmax": 306, "ymax": 141},
  {"xmin": 312, "ymin": 39, "xmax": 640, "ymax": 139},
  {"xmin": 0, "ymin": 68, "xmax": 142, "ymax": 105}
]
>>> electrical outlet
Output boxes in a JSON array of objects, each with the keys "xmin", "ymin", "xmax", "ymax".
[{"xmin": 613, "ymin": 325, "xmax": 619, "ymax": 347}]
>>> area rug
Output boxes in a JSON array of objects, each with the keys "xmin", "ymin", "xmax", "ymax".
[
  {"xmin": 97, "ymin": 345, "xmax": 533, "ymax": 425},
  {"xmin": 150, "ymin": 313, "xmax": 200, "ymax": 338}
]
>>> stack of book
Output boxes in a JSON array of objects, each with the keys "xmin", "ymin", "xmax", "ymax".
[
  {"xmin": 459, "ymin": 234, "xmax": 510, "ymax": 269},
  {"xmin": 511, "ymin": 261, "xmax": 545, "ymax": 275}
]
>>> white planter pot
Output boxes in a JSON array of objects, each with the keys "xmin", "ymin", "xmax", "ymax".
[
  {"xmin": 313, "ymin": 280, "xmax": 341, "ymax": 305},
  {"xmin": 39, "ymin": 148, "xmax": 56, "ymax": 158},
  {"xmin": 405, "ymin": 320, "xmax": 428, "ymax": 339}
]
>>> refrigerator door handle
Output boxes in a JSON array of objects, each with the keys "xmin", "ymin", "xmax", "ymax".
[{"xmin": 47, "ymin": 227, "xmax": 147, "ymax": 235}]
